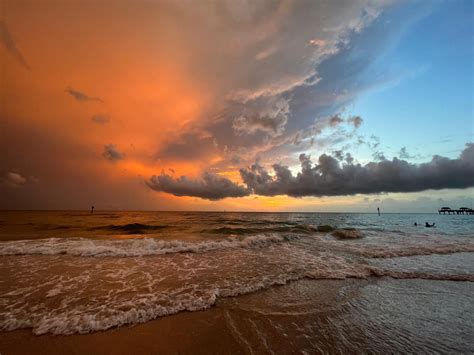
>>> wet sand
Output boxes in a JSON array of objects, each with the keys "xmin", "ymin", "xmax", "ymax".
[{"xmin": 0, "ymin": 309, "xmax": 243, "ymax": 355}]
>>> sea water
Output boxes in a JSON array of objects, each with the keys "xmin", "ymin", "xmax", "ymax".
[{"xmin": 0, "ymin": 211, "xmax": 472, "ymax": 352}]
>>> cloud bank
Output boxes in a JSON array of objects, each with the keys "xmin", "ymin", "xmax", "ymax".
[{"xmin": 148, "ymin": 143, "xmax": 474, "ymax": 200}]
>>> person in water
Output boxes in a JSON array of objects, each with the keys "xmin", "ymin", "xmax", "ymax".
[
  {"xmin": 91, "ymin": 206, "xmax": 95, "ymax": 214},
  {"xmin": 425, "ymin": 222, "xmax": 435, "ymax": 228},
  {"xmin": 414, "ymin": 222, "xmax": 418, "ymax": 226}
]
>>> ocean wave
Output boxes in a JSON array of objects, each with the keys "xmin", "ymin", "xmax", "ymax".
[{"xmin": 0, "ymin": 234, "xmax": 300, "ymax": 257}]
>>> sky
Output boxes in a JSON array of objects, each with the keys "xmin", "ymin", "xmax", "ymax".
[{"xmin": 1, "ymin": 0, "xmax": 473, "ymax": 212}]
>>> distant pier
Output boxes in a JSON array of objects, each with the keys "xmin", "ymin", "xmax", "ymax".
[{"xmin": 438, "ymin": 207, "xmax": 474, "ymax": 215}]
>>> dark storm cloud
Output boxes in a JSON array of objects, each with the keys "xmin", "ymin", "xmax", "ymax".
[
  {"xmin": 333, "ymin": 150, "xmax": 344, "ymax": 160},
  {"xmin": 148, "ymin": 143, "xmax": 474, "ymax": 200},
  {"xmin": 240, "ymin": 143, "xmax": 474, "ymax": 197},
  {"xmin": 147, "ymin": 172, "xmax": 249, "ymax": 200},
  {"xmin": 66, "ymin": 88, "xmax": 104, "ymax": 103},
  {"xmin": 103, "ymin": 144, "xmax": 125, "ymax": 162},
  {"xmin": 0, "ymin": 21, "xmax": 31, "ymax": 70}
]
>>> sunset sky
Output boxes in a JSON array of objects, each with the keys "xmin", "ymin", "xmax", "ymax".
[{"xmin": 1, "ymin": 0, "xmax": 473, "ymax": 212}]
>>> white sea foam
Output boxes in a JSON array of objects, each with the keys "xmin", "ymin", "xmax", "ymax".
[
  {"xmin": 0, "ymin": 242, "xmax": 372, "ymax": 335},
  {"xmin": 2, "ymin": 271, "xmax": 346, "ymax": 336},
  {"xmin": 1, "ymin": 255, "xmax": 469, "ymax": 336},
  {"xmin": 0, "ymin": 234, "xmax": 299, "ymax": 257}
]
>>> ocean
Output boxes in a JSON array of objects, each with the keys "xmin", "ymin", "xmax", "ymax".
[{"xmin": 0, "ymin": 211, "xmax": 473, "ymax": 353}]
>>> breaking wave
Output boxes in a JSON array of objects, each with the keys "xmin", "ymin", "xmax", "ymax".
[{"xmin": 0, "ymin": 234, "xmax": 300, "ymax": 257}]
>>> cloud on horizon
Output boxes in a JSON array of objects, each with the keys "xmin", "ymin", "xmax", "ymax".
[
  {"xmin": 148, "ymin": 143, "xmax": 474, "ymax": 200},
  {"xmin": 148, "ymin": 172, "xmax": 249, "ymax": 200}
]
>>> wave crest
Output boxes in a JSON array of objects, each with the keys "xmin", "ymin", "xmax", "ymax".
[{"xmin": 0, "ymin": 234, "xmax": 299, "ymax": 257}]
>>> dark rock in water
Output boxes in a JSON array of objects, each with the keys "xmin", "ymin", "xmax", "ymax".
[
  {"xmin": 317, "ymin": 225, "xmax": 336, "ymax": 233},
  {"xmin": 331, "ymin": 228, "xmax": 364, "ymax": 239}
]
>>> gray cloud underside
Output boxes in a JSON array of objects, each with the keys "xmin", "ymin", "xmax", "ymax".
[
  {"xmin": 148, "ymin": 143, "xmax": 474, "ymax": 200},
  {"xmin": 66, "ymin": 88, "xmax": 104, "ymax": 103},
  {"xmin": 0, "ymin": 21, "xmax": 31, "ymax": 70}
]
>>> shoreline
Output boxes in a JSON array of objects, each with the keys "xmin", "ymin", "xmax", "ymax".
[
  {"xmin": 0, "ymin": 278, "xmax": 358, "ymax": 354},
  {"xmin": 1, "ymin": 277, "xmax": 473, "ymax": 354}
]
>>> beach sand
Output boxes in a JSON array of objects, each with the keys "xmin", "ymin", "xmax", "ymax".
[{"xmin": 0, "ymin": 306, "xmax": 242, "ymax": 355}]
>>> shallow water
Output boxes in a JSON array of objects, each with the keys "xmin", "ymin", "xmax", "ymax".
[
  {"xmin": 221, "ymin": 278, "xmax": 474, "ymax": 354},
  {"xmin": 0, "ymin": 211, "xmax": 473, "ymax": 352}
]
